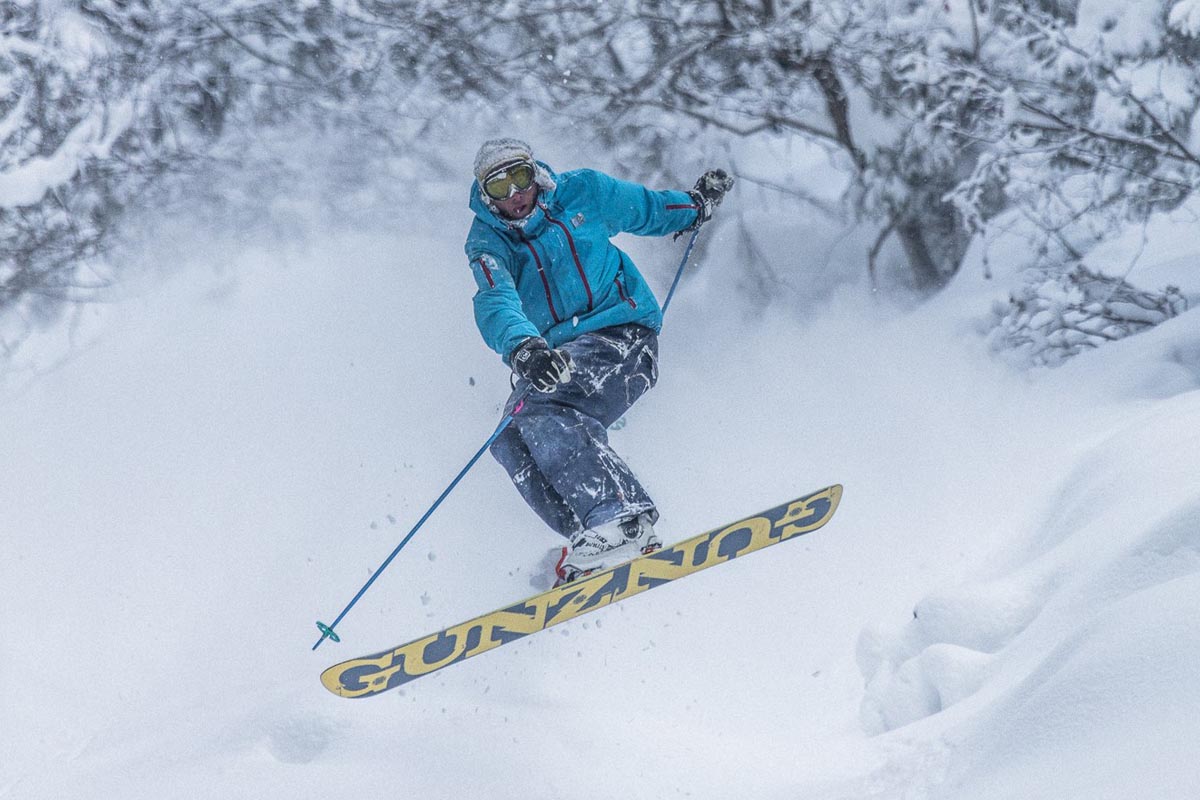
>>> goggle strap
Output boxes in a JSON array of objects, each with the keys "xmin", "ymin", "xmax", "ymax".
[{"xmin": 484, "ymin": 160, "xmax": 533, "ymax": 184}]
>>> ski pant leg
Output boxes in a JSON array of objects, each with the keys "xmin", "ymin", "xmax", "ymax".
[
  {"xmin": 489, "ymin": 430, "xmax": 585, "ymax": 536},
  {"xmin": 489, "ymin": 323, "xmax": 659, "ymax": 539}
]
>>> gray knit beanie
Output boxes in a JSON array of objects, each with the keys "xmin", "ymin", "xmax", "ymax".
[{"xmin": 473, "ymin": 138, "xmax": 535, "ymax": 183}]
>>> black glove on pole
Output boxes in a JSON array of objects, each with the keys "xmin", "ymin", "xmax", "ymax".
[
  {"xmin": 511, "ymin": 337, "xmax": 573, "ymax": 393},
  {"xmin": 688, "ymin": 168, "xmax": 735, "ymax": 227},
  {"xmin": 675, "ymin": 169, "xmax": 734, "ymax": 240}
]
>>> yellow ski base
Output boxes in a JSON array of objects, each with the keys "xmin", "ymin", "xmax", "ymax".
[{"xmin": 321, "ymin": 484, "xmax": 843, "ymax": 698}]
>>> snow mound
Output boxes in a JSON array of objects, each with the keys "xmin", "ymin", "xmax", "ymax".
[{"xmin": 858, "ymin": 387, "xmax": 1200, "ymax": 793}]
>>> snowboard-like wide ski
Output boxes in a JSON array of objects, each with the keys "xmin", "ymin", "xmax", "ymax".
[{"xmin": 320, "ymin": 484, "xmax": 842, "ymax": 698}]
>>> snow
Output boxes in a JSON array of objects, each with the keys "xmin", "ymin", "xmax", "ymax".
[
  {"xmin": 1126, "ymin": 60, "xmax": 1196, "ymax": 112},
  {"xmin": 3, "ymin": 166, "xmax": 1200, "ymax": 799},
  {"xmin": 0, "ymin": 97, "xmax": 136, "ymax": 208},
  {"xmin": 1169, "ymin": 0, "xmax": 1200, "ymax": 37},
  {"xmin": 1073, "ymin": 0, "xmax": 1165, "ymax": 55},
  {"xmin": 1081, "ymin": 197, "xmax": 1200, "ymax": 296}
]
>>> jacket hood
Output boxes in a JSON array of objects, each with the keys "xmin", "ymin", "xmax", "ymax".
[{"xmin": 469, "ymin": 160, "xmax": 559, "ymax": 235}]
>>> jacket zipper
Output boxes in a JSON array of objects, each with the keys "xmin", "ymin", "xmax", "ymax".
[
  {"xmin": 520, "ymin": 236, "xmax": 562, "ymax": 324},
  {"xmin": 544, "ymin": 212, "xmax": 594, "ymax": 312},
  {"xmin": 614, "ymin": 276, "xmax": 637, "ymax": 309}
]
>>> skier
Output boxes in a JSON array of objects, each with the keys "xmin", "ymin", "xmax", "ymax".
[{"xmin": 464, "ymin": 138, "xmax": 732, "ymax": 583}]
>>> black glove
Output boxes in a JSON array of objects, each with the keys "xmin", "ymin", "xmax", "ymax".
[
  {"xmin": 511, "ymin": 337, "xmax": 573, "ymax": 393},
  {"xmin": 686, "ymin": 169, "xmax": 735, "ymax": 229}
]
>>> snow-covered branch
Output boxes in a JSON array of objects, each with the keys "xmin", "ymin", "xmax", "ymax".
[{"xmin": 0, "ymin": 97, "xmax": 136, "ymax": 208}]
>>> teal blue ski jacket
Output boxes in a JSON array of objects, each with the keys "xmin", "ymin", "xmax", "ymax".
[{"xmin": 464, "ymin": 163, "xmax": 699, "ymax": 361}]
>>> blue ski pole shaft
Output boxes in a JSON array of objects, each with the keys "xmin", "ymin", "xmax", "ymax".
[
  {"xmin": 661, "ymin": 228, "xmax": 701, "ymax": 317},
  {"xmin": 312, "ymin": 396, "xmax": 527, "ymax": 650}
]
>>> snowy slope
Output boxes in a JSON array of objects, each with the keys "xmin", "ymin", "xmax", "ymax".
[
  {"xmin": 3, "ymin": 197, "xmax": 1200, "ymax": 799},
  {"xmin": 856, "ymin": 382, "xmax": 1200, "ymax": 799}
]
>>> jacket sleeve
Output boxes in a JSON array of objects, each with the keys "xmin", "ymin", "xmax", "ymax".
[
  {"xmin": 466, "ymin": 250, "xmax": 540, "ymax": 362},
  {"xmin": 582, "ymin": 169, "xmax": 700, "ymax": 237}
]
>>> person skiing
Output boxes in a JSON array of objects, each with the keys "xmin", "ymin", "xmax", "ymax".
[{"xmin": 464, "ymin": 138, "xmax": 732, "ymax": 584}]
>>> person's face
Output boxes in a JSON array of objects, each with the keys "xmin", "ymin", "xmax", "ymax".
[
  {"xmin": 493, "ymin": 181, "xmax": 538, "ymax": 220},
  {"xmin": 482, "ymin": 160, "xmax": 539, "ymax": 220}
]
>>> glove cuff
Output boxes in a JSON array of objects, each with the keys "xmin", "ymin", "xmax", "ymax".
[
  {"xmin": 686, "ymin": 190, "xmax": 712, "ymax": 229},
  {"xmin": 511, "ymin": 336, "xmax": 548, "ymax": 363}
]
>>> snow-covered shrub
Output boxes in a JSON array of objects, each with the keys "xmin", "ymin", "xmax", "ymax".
[
  {"xmin": 989, "ymin": 266, "xmax": 1189, "ymax": 367},
  {"xmin": 1, "ymin": 3, "xmax": 226, "ymax": 338},
  {"xmin": 0, "ymin": 1, "xmax": 387, "ymax": 363}
]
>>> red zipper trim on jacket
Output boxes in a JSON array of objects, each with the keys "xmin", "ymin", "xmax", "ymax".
[
  {"xmin": 476, "ymin": 257, "xmax": 496, "ymax": 288},
  {"xmin": 614, "ymin": 277, "xmax": 637, "ymax": 309},
  {"xmin": 544, "ymin": 213, "xmax": 594, "ymax": 311},
  {"xmin": 521, "ymin": 238, "xmax": 562, "ymax": 324}
]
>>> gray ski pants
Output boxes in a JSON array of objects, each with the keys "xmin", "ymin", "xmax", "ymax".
[{"xmin": 490, "ymin": 323, "xmax": 659, "ymax": 539}]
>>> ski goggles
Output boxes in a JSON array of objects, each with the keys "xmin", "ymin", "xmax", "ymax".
[{"xmin": 482, "ymin": 160, "xmax": 536, "ymax": 200}]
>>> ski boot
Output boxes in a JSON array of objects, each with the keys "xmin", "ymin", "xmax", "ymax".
[{"xmin": 554, "ymin": 513, "xmax": 661, "ymax": 586}]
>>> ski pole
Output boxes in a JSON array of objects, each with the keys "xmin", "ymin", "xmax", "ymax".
[
  {"xmin": 313, "ymin": 227, "xmax": 704, "ymax": 650},
  {"xmin": 661, "ymin": 228, "xmax": 701, "ymax": 316},
  {"xmin": 312, "ymin": 396, "xmax": 528, "ymax": 650}
]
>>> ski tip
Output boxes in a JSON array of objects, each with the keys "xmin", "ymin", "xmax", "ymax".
[{"xmin": 825, "ymin": 483, "xmax": 844, "ymax": 516}]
